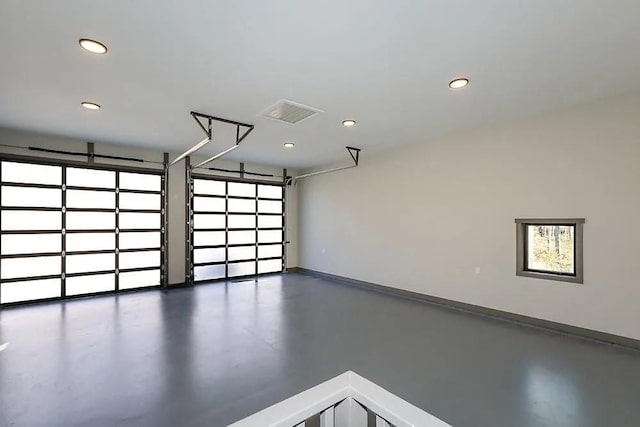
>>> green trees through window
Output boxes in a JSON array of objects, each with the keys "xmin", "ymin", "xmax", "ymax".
[
  {"xmin": 526, "ymin": 225, "xmax": 575, "ymax": 274},
  {"xmin": 515, "ymin": 218, "xmax": 584, "ymax": 284}
]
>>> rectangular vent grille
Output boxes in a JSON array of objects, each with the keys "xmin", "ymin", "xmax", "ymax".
[{"xmin": 261, "ymin": 100, "xmax": 323, "ymax": 125}]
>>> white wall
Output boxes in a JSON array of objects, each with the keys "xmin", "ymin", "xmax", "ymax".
[
  {"xmin": 299, "ymin": 91, "xmax": 640, "ymax": 340},
  {"xmin": 0, "ymin": 127, "xmax": 298, "ymax": 286}
]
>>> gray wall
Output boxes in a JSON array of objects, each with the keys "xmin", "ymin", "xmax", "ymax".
[
  {"xmin": 0, "ymin": 127, "xmax": 298, "ymax": 286},
  {"xmin": 298, "ymin": 91, "xmax": 640, "ymax": 340}
]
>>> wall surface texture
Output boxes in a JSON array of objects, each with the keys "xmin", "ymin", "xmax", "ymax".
[
  {"xmin": 299, "ymin": 91, "xmax": 640, "ymax": 340},
  {"xmin": 0, "ymin": 128, "xmax": 298, "ymax": 286}
]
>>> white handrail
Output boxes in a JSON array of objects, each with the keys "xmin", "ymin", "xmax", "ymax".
[{"xmin": 228, "ymin": 371, "xmax": 451, "ymax": 427}]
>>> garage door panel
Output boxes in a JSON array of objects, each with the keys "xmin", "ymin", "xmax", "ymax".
[
  {"xmin": 191, "ymin": 177, "xmax": 283, "ymax": 282},
  {"xmin": 119, "ymin": 172, "xmax": 160, "ymax": 192},
  {"xmin": 66, "ymin": 189, "xmax": 115, "ymax": 209},
  {"xmin": 66, "ymin": 253, "xmax": 115, "ymax": 274},
  {"xmin": 66, "ymin": 233, "xmax": 115, "ymax": 252},
  {"xmin": 119, "ymin": 251, "xmax": 160, "ymax": 269},
  {"xmin": 1, "ymin": 278, "xmax": 61, "ymax": 303},
  {"xmin": 67, "ymin": 168, "xmax": 115, "ymax": 189},
  {"xmin": 1, "ymin": 161, "xmax": 165, "ymax": 304},
  {"xmin": 66, "ymin": 273, "xmax": 115, "ymax": 296},
  {"xmin": 120, "ymin": 270, "xmax": 160, "ymax": 290},
  {"xmin": 1, "ymin": 256, "xmax": 61, "ymax": 279},
  {"xmin": 193, "ymin": 179, "xmax": 225, "ymax": 196},
  {"xmin": 2, "ymin": 186, "xmax": 61, "ymax": 208},
  {"xmin": 119, "ymin": 232, "xmax": 160, "ymax": 250},
  {"xmin": 258, "ymin": 259, "xmax": 282, "ymax": 274},
  {"xmin": 119, "ymin": 192, "xmax": 160, "ymax": 210},
  {"xmin": 228, "ymin": 261, "xmax": 255, "ymax": 277},
  {"xmin": 1, "ymin": 211, "xmax": 61, "ymax": 231},
  {"xmin": 119, "ymin": 212, "xmax": 160, "ymax": 230},
  {"xmin": 194, "ymin": 264, "xmax": 225, "ymax": 281},
  {"xmin": 1, "ymin": 161, "xmax": 61, "ymax": 185},
  {"xmin": 228, "ymin": 182, "xmax": 255, "ymax": 197},
  {"xmin": 1, "ymin": 234, "xmax": 62, "ymax": 255},
  {"xmin": 66, "ymin": 212, "xmax": 115, "ymax": 230}
]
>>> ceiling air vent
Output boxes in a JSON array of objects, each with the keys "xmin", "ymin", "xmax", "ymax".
[{"xmin": 261, "ymin": 99, "xmax": 323, "ymax": 125}]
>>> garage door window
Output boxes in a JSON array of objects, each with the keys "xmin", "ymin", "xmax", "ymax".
[
  {"xmin": 191, "ymin": 177, "xmax": 285, "ymax": 282},
  {"xmin": 0, "ymin": 159, "xmax": 165, "ymax": 304}
]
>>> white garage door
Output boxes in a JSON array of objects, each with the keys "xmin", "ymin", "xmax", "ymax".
[
  {"xmin": 0, "ymin": 158, "xmax": 166, "ymax": 304},
  {"xmin": 190, "ymin": 176, "xmax": 285, "ymax": 282}
]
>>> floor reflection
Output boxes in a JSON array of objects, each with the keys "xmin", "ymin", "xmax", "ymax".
[{"xmin": 524, "ymin": 364, "xmax": 585, "ymax": 427}]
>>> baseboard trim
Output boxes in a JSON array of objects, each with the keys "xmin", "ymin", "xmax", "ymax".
[{"xmin": 295, "ymin": 268, "xmax": 640, "ymax": 351}]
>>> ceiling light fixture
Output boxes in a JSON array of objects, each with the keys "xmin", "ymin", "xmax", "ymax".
[
  {"xmin": 342, "ymin": 119, "xmax": 357, "ymax": 127},
  {"xmin": 81, "ymin": 102, "xmax": 101, "ymax": 110},
  {"xmin": 284, "ymin": 142, "xmax": 295, "ymax": 148},
  {"xmin": 79, "ymin": 38, "xmax": 108, "ymax": 54},
  {"xmin": 449, "ymin": 78, "xmax": 469, "ymax": 89}
]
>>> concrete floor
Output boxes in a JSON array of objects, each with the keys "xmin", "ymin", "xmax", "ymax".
[{"xmin": 0, "ymin": 273, "xmax": 639, "ymax": 427}]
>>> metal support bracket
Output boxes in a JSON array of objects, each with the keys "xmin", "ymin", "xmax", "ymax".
[
  {"xmin": 87, "ymin": 142, "xmax": 95, "ymax": 164},
  {"xmin": 346, "ymin": 146, "xmax": 360, "ymax": 166},
  {"xmin": 162, "ymin": 152, "xmax": 169, "ymax": 288},
  {"xmin": 288, "ymin": 146, "xmax": 362, "ymax": 185},
  {"xmin": 168, "ymin": 111, "xmax": 255, "ymax": 168}
]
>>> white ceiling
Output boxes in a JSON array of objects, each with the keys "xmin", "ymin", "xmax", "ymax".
[{"xmin": 1, "ymin": 1, "xmax": 639, "ymax": 169}]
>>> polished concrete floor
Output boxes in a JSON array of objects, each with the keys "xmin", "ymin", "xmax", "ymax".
[{"xmin": 0, "ymin": 273, "xmax": 639, "ymax": 427}]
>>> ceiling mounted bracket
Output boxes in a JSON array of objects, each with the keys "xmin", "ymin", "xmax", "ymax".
[
  {"xmin": 346, "ymin": 146, "xmax": 360, "ymax": 166},
  {"xmin": 191, "ymin": 112, "xmax": 213, "ymax": 139},
  {"xmin": 168, "ymin": 111, "xmax": 255, "ymax": 168},
  {"xmin": 288, "ymin": 146, "xmax": 362, "ymax": 185}
]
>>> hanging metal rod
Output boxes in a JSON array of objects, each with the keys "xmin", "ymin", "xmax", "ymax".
[
  {"xmin": 168, "ymin": 111, "xmax": 255, "ymax": 168},
  {"xmin": 294, "ymin": 164, "xmax": 357, "ymax": 180},
  {"xmin": 290, "ymin": 146, "xmax": 361, "ymax": 184},
  {"xmin": 205, "ymin": 166, "xmax": 280, "ymax": 178},
  {"xmin": 193, "ymin": 145, "xmax": 239, "ymax": 168},
  {"xmin": 169, "ymin": 137, "xmax": 210, "ymax": 167},
  {"xmin": 28, "ymin": 146, "xmax": 147, "ymax": 163}
]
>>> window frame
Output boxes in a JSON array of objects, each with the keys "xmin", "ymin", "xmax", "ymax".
[{"xmin": 515, "ymin": 218, "xmax": 585, "ymax": 284}]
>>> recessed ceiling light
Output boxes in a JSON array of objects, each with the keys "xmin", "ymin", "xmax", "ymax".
[
  {"xmin": 79, "ymin": 38, "xmax": 108, "ymax": 54},
  {"xmin": 449, "ymin": 78, "xmax": 469, "ymax": 89},
  {"xmin": 81, "ymin": 102, "xmax": 101, "ymax": 110},
  {"xmin": 283, "ymin": 142, "xmax": 295, "ymax": 148},
  {"xmin": 342, "ymin": 119, "xmax": 357, "ymax": 127}
]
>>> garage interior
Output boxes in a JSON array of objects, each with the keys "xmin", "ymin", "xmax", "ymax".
[{"xmin": 1, "ymin": 1, "xmax": 640, "ymax": 426}]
